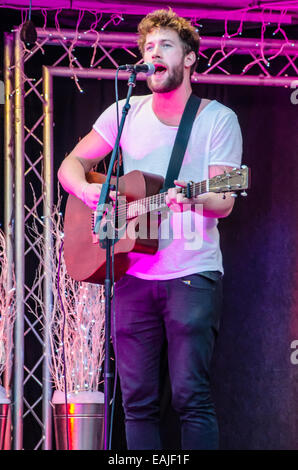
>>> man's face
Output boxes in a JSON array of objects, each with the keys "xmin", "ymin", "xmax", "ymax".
[{"xmin": 143, "ymin": 28, "xmax": 188, "ymax": 93}]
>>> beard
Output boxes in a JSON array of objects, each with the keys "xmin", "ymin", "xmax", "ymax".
[{"xmin": 147, "ymin": 57, "xmax": 185, "ymax": 93}]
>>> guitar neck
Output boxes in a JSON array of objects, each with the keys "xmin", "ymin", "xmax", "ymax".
[{"xmin": 125, "ymin": 180, "xmax": 209, "ymax": 219}]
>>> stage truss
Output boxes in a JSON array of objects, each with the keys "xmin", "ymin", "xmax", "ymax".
[{"xmin": 3, "ymin": 22, "xmax": 298, "ymax": 450}]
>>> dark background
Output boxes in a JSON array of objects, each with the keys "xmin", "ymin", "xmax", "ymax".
[{"xmin": 0, "ymin": 7, "xmax": 298, "ymax": 450}]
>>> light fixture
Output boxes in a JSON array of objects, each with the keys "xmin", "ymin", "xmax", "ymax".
[{"xmin": 20, "ymin": 0, "xmax": 37, "ymax": 45}]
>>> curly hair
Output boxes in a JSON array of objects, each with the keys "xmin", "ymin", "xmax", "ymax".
[{"xmin": 137, "ymin": 8, "xmax": 200, "ymax": 75}]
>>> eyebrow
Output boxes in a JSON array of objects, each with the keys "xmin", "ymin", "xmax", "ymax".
[{"xmin": 145, "ymin": 39, "xmax": 175, "ymax": 46}]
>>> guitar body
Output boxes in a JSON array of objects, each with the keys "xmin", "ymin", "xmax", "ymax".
[{"xmin": 64, "ymin": 170, "xmax": 164, "ymax": 284}]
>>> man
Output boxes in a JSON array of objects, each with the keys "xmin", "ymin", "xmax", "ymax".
[{"xmin": 58, "ymin": 9, "xmax": 242, "ymax": 450}]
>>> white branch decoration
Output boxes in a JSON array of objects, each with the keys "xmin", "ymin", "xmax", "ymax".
[
  {"xmin": 0, "ymin": 230, "xmax": 16, "ymax": 388},
  {"xmin": 30, "ymin": 193, "xmax": 105, "ymax": 394}
]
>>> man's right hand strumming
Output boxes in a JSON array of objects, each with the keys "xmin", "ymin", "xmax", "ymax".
[
  {"xmin": 57, "ymin": 129, "xmax": 113, "ymax": 209},
  {"xmin": 79, "ymin": 181, "xmax": 119, "ymax": 210}
]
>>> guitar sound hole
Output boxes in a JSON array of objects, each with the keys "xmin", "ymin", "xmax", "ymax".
[{"xmin": 98, "ymin": 204, "xmax": 127, "ymax": 249}]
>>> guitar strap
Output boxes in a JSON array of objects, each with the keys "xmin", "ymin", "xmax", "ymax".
[{"xmin": 160, "ymin": 93, "xmax": 201, "ymax": 193}]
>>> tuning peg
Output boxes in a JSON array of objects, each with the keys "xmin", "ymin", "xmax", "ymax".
[
  {"xmin": 241, "ymin": 191, "xmax": 247, "ymax": 197},
  {"xmin": 230, "ymin": 193, "xmax": 238, "ymax": 198}
]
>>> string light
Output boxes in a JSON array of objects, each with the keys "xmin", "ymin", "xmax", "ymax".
[
  {"xmin": 202, "ymin": 4, "xmax": 297, "ymax": 77},
  {"xmin": 5, "ymin": 3, "xmax": 297, "ymax": 86}
]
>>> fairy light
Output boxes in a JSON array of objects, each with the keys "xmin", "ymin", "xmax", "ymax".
[
  {"xmin": 190, "ymin": 17, "xmax": 203, "ymax": 32},
  {"xmin": 100, "ymin": 13, "xmax": 124, "ymax": 31},
  {"xmin": 201, "ymin": 2, "xmax": 297, "ymax": 78},
  {"xmin": 54, "ymin": 8, "xmax": 62, "ymax": 34}
]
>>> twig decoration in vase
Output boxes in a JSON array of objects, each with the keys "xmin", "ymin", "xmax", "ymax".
[
  {"xmin": 29, "ymin": 191, "xmax": 105, "ymax": 450},
  {"xmin": 0, "ymin": 229, "xmax": 16, "ymax": 450}
]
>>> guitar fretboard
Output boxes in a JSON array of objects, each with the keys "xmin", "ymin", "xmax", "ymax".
[{"xmin": 123, "ymin": 180, "xmax": 209, "ymax": 219}]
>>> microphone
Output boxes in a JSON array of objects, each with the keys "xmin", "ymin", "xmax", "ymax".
[{"xmin": 118, "ymin": 62, "xmax": 155, "ymax": 76}]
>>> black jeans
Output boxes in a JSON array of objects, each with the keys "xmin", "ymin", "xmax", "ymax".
[{"xmin": 112, "ymin": 272, "xmax": 223, "ymax": 450}]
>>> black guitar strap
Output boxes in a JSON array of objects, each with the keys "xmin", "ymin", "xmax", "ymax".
[{"xmin": 160, "ymin": 93, "xmax": 201, "ymax": 193}]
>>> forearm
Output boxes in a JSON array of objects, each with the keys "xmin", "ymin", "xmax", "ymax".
[
  {"xmin": 58, "ymin": 156, "xmax": 90, "ymax": 200},
  {"xmin": 58, "ymin": 128, "xmax": 112, "ymax": 200}
]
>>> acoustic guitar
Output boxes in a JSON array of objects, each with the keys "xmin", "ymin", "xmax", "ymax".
[{"xmin": 63, "ymin": 166, "xmax": 250, "ymax": 284}]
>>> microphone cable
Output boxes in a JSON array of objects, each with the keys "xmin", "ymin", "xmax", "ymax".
[{"xmin": 107, "ymin": 66, "xmax": 121, "ymax": 450}]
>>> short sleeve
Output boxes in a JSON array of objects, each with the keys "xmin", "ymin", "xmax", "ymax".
[
  {"xmin": 209, "ymin": 111, "xmax": 243, "ymax": 168},
  {"xmin": 93, "ymin": 101, "xmax": 121, "ymax": 148}
]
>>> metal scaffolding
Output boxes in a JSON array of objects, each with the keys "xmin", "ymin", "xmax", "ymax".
[{"xmin": 3, "ymin": 24, "xmax": 298, "ymax": 450}]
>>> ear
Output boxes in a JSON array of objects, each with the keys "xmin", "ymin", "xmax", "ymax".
[{"xmin": 184, "ymin": 51, "xmax": 196, "ymax": 69}]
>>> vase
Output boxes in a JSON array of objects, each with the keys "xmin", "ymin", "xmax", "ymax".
[
  {"xmin": 52, "ymin": 390, "xmax": 105, "ymax": 450},
  {"xmin": 0, "ymin": 386, "xmax": 10, "ymax": 450}
]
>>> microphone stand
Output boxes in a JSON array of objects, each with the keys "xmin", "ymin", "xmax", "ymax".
[{"xmin": 93, "ymin": 70, "xmax": 137, "ymax": 450}]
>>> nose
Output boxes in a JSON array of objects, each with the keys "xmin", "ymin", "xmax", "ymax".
[{"xmin": 151, "ymin": 43, "xmax": 162, "ymax": 59}]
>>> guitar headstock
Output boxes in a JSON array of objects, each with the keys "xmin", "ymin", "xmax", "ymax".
[{"xmin": 209, "ymin": 165, "xmax": 250, "ymax": 196}]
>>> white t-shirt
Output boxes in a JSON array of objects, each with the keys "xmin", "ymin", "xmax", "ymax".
[{"xmin": 93, "ymin": 94, "xmax": 242, "ymax": 280}]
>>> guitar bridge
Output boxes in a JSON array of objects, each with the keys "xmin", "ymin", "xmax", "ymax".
[{"xmin": 91, "ymin": 211, "xmax": 98, "ymax": 244}]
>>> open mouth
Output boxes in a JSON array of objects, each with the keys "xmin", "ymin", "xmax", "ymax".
[{"xmin": 154, "ymin": 64, "xmax": 167, "ymax": 75}]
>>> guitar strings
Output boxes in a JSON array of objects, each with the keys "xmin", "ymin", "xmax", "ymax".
[
  {"xmin": 111, "ymin": 180, "xmax": 208, "ymax": 220},
  {"xmin": 111, "ymin": 170, "xmax": 244, "ymax": 220}
]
